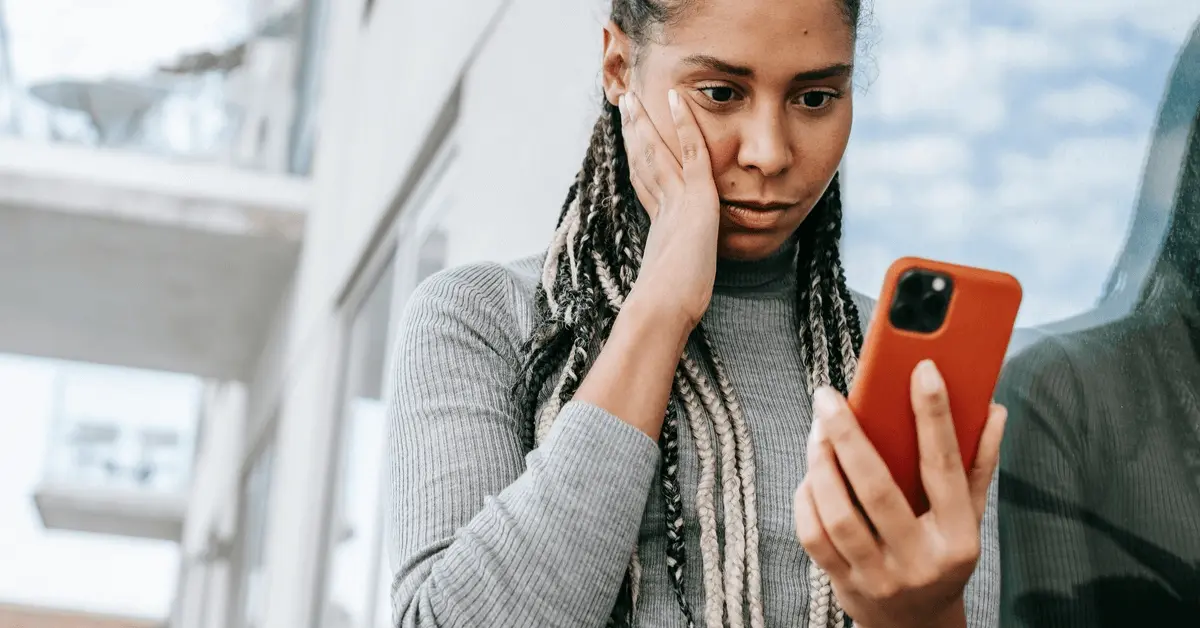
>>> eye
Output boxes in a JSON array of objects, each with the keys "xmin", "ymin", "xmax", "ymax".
[
  {"xmin": 699, "ymin": 85, "xmax": 739, "ymax": 104},
  {"xmin": 797, "ymin": 90, "xmax": 839, "ymax": 110}
]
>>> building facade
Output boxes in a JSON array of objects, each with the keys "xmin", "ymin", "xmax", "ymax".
[{"xmin": 173, "ymin": 2, "xmax": 609, "ymax": 628}]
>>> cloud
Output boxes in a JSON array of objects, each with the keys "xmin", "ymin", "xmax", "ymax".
[
  {"xmin": 843, "ymin": 132, "xmax": 1149, "ymax": 326},
  {"xmin": 1015, "ymin": 0, "xmax": 1200, "ymax": 43},
  {"xmin": 1035, "ymin": 80, "xmax": 1143, "ymax": 126},
  {"xmin": 839, "ymin": 2, "xmax": 1197, "ymax": 326},
  {"xmin": 848, "ymin": 135, "xmax": 974, "ymax": 178}
]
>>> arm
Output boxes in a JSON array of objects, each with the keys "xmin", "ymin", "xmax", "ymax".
[
  {"xmin": 994, "ymin": 340, "xmax": 1097, "ymax": 628},
  {"xmin": 387, "ymin": 264, "xmax": 666, "ymax": 627}
]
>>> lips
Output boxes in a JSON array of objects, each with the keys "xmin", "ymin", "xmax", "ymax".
[
  {"xmin": 720, "ymin": 201, "xmax": 793, "ymax": 230},
  {"xmin": 722, "ymin": 200, "xmax": 797, "ymax": 212}
]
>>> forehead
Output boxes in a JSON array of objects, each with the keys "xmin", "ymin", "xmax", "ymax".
[{"xmin": 656, "ymin": 0, "xmax": 855, "ymax": 71}]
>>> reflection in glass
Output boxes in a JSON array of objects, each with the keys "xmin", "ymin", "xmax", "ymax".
[{"xmin": 997, "ymin": 18, "xmax": 1200, "ymax": 626}]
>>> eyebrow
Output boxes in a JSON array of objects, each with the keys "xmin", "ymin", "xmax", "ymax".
[{"xmin": 680, "ymin": 54, "xmax": 853, "ymax": 82}]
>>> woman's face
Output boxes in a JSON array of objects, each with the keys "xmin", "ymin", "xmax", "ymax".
[{"xmin": 603, "ymin": 0, "xmax": 856, "ymax": 261}]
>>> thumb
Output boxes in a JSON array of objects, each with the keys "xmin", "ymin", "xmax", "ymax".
[{"xmin": 668, "ymin": 89, "xmax": 714, "ymax": 186}]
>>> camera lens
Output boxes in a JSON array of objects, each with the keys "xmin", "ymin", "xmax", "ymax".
[
  {"xmin": 921, "ymin": 291, "xmax": 948, "ymax": 315},
  {"xmin": 890, "ymin": 301, "xmax": 916, "ymax": 329},
  {"xmin": 898, "ymin": 272, "xmax": 924, "ymax": 300}
]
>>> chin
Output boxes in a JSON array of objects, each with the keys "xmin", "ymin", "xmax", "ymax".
[{"xmin": 716, "ymin": 231, "xmax": 793, "ymax": 261}]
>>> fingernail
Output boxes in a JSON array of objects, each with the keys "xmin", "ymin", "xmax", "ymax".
[
  {"xmin": 668, "ymin": 88, "xmax": 680, "ymax": 113},
  {"xmin": 618, "ymin": 93, "xmax": 626, "ymax": 114},
  {"xmin": 812, "ymin": 386, "xmax": 840, "ymax": 420},
  {"xmin": 918, "ymin": 359, "xmax": 943, "ymax": 394}
]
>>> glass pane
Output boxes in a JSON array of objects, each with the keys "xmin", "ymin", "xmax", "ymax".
[
  {"xmin": 841, "ymin": 4, "xmax": 1199, "ymax": 330},
  {"xmin": 236, "ymin": 442, "xmax": 274, "ymax": 628},
  {"xmin": 321, "ymin": 260, "xmax": 395, "ymax": 628},
  {"xmin": 43, "ymin": 363, "xmax": 201, "ymax": 496}
]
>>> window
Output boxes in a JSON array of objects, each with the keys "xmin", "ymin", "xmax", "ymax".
[
  {"xmin": 319, "ymin": 260, "xmax": 395, "ymax": 628},
  {"xmin": 233, "ymin": 441, "xmax": 274, "ymax": 628},
  {"xmin": 840, "ymin": 6, "xmax": 1199, "ymax": 333}
]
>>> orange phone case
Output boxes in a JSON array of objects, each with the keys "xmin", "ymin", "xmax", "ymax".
[{"xmin": 847, "ymin": 257, "xmax": 1022, "ymax": 516}]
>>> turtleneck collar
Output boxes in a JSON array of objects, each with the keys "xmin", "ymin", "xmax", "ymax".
[{"xmin": 713, "ymin": 237, "xmax": 799, "ymax": 297}]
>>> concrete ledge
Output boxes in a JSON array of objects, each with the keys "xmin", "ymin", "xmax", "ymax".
[
  {"xmin": 0, "ymin": 138, "xmax": 308, "ymax": 240},
  {"xmin": 32, "ymin": 481, "xmax": 187, "ymax": 543}
]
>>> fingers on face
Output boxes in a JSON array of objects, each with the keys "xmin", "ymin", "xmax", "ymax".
[
  {"xmin": 618, "ymin": 92, "xmax": 681, "ymax": 207},
  {"xmin": 666, "ymin": 88, "xmax": 713, "ymax": 184}
]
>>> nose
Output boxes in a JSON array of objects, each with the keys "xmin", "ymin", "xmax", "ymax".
[{"xmin": 737, "ymin": 105, "xmax": 793, "ymax": 177}]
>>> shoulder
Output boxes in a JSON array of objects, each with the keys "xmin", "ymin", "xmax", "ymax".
[
  {"xmin": 397, "ymin": 252, "xmax": 547, "ymax": 366},
  {"xmin": 848, "ymin": 289, "xmax": 875, "ymax": 334}
]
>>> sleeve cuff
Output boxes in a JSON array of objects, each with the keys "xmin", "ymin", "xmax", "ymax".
[{"xmin": 536, "ymin": 400, "xmax": 661, "ymax": 506}]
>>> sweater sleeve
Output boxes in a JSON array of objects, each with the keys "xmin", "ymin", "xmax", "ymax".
[{"xmin": 385, "ymin": 263, "xmax": 662, "ymax": 628}]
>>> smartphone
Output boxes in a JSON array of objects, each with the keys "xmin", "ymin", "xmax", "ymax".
[{"xmin": 847, "ymin": 257, "xmax": 1023, "ymax": 517}]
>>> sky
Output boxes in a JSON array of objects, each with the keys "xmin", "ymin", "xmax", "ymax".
[
  {"xmin": 841, "ymin": 0, "xmax": 1199, "ymax": 325},
  {"xmin": 0, "ymin": 0, "xmax": 1196, "ymax": 623}
]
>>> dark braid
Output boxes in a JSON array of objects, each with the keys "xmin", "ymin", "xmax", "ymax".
[{"xmin": 511, "ymin": 2, "xmax": 866, "ymax": 626}]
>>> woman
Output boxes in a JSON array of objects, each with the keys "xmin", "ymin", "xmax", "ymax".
[{"xmin": 387, "ymin": 1, "xmax": 1003, "ymax": 626}]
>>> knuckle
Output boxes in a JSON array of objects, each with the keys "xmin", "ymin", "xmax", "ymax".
[
  {"xmin": 858, "ymin": 482, "xmax": 902, "ymax": 511},
  {"xmin": 865, "ymin": 575, "xmax": 901, "ymax": 601},
  {"xmin": 899, "ymin": 565, "xmax": 938, "ymax": 592},
  {"xmin": 796, "ymin": 525, "xmax": 823, "ymax": 552},
  {"xmin": 826, "ymin": 512, "xmax": 859, "ymax": 539},
  {"xmin": 823, "ymin": 415, "xmax": 856, "ymax": 445},
  {"xmin": 680, "ymin": 139, "xmax": 699, "ymax": 163},
  {"xmin": 920, "ymin": 387, "xmax": 951, "ymax": 414},
  {"xmin": 945, "ymin": 536, "xmax": 982, "ymax": 571},
  {"xmin": 921, "ymin": 449, "xmax": 962, "ymax": 474}
]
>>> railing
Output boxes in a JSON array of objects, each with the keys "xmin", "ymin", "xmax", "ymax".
[{"xmin": 0, "ymin": 0, "xmax": 320, "ymax": 175}]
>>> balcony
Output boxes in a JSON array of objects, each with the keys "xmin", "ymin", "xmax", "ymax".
[
  {"xmin": 0, "ymin": 0, "xmax": 322, "ymax": 380},
  {"xmin": 0, "ymin": 0, "xmax": 317, "ymax": 174},
  {"xmin": 32, "ymin": 364, "xmax": 201, "ymax": 542}
]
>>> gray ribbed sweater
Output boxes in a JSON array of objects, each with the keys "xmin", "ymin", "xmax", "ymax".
[{"xmin": 386, "ymin": 244, "xmax": 1000, "ymax": 627}]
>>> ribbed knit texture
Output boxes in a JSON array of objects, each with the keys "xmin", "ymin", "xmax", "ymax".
[
  {"xmin": 386, "ymin": 246, "xmax": 1001, "ymax": 627},
  {"xmin": 996, "ymin": 269, "xmax": 1200, "ymax": 626}
]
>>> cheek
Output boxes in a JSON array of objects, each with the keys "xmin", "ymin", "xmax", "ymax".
[{"xmin": 696, "ymin": 122, "xmax": 742, "ymax": 179}]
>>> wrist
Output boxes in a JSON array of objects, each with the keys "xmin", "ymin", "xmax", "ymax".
[
  {"xmin": 622, "ymin": 288, "xmax": 696, "ymax": 352},
  {"xmin": 856, "ymin": 597, "xmax": 965, "ymax": 628},
  {"xmin": 927, "ymin": 597, "xmax": 967, "ymax": 628}
]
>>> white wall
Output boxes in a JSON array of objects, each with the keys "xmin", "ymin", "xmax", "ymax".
[
  {"xmin": 448, "ymin": 0, "xmax": 609, "ymax": 266},
  {"xmin": 227, "ymin": 2, "xmax": 617, "ymax": 628}
]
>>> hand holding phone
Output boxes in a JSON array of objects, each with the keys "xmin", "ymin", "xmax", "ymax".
[
  {"xmin": 794, "ymin": 257, "xmax": 1018, "ymax": 627},
  {"xmin": 848, "ymin": 257, "xmax": 1023, "ymax": 515}
]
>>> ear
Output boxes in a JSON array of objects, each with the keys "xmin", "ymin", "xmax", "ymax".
[{"xmin": 602, "ymin": 20, "xmax": 634, "ymax": 107}]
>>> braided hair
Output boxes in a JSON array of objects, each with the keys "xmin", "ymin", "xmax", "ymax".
[{"xmin": 512, "ymin": 2, "xmax": 865, "ymax": 626}]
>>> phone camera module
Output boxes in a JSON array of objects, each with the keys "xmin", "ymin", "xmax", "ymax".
[{"xmin": 890, "ymin": 269, "xmax": 954, "ymax": 333}]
